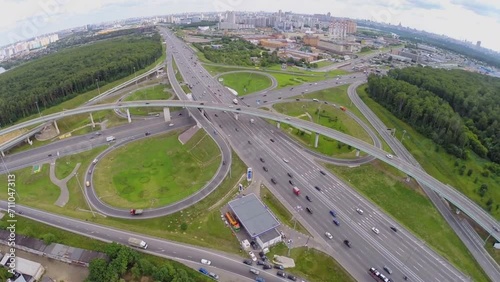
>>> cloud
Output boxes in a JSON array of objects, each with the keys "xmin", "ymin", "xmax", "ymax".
[
  {"xmin": 450, "ymin": 0, "xmax": 500, "ymax": 18},
  {"xmin": 405, "ymin": 0, "xmax": 443, "ymax": 10}
]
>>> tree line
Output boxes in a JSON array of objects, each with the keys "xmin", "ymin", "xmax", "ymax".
[
  {"xmin": 0, "ymin": 27, "xmax": 157, "ymax": 71},
  {"xmin": 0, "ymin": 32, "xmax": 162, "ymax": 127},
  {"xmin": 387, "ymin": 67, "xmax": 500, "ymax": 164},
  {"xmin": 86, "ymin": 243, "xmax": 211, "ymax": 282}
]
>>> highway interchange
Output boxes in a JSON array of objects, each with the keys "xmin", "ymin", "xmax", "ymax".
[{"xmin": 0, "ymin": 26, "xmax": 498, "ymax": 281}]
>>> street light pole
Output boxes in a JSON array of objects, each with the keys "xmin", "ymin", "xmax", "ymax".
[
  {"xmin": 35, "ymin": 101, "xmax": 41, "ymax": 117},
  {"xmin": 401, "ymin": 129, "xmax": 407, "ymax": 142},
  {"xmin": 96, "ymin": 79, "xmax": 100, "ymax": 95}
]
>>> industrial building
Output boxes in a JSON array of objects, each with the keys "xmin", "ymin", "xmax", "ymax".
[
  {"xmin": 0, "ymin": 254, "xmax": 45, "ymax": 282},
  {"xmin": 228, "ymin": 193, "xmax": 282, "ymax": 249}
]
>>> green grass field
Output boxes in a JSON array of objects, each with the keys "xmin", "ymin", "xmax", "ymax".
[
  {"xmin": 299, "ymin": 86, "xmax": 392, "ymax": 153},
  {"xmin": 314, "ymin": 60, "xmax": 334, "ymax": 68},
  {"xmin": 219, "ymin": 72, "xmax": 272, "ymax": 95},
  {"xmin": 326, "ymin": 161, "xmax": 488, "ymax": 282},
  {"xmin": 0, "ymin": 144, "xmax": 246, "ymax": 254},
  {"xmin": 124, "ymin": 84, "xmax": 172, "ymax": 115},
  {"xmin": 272, "ymin": 101, "xmax": 372, "ymax": 158},
  {"xmin": 268, "ymin": 244, "xmax": 355, "ymax": 282},
  {"xmin": 93, "ymin": 130, "xmax": 221, "ymax": 208},
  {"xmin": 260, "ymin": 186, "xmax": 309, "ymax": 234},
  {"xmin": 357, "ymin": 85, "xmax": 500, "ymax": 220}
]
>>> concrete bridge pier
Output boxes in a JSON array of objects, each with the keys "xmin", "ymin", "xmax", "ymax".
[
  {"xmin": 315, "ymin": 132, "xmax": 320, "ymax": 148},
  {"xmin": 277, "ymin": 122, "xmax": 280, "ymax": 129},
  {"xmin": 126, "ymin": 109, "xmax": 132, "ymax": 123},
  {"xmin": 27, "ymin": 138, "xmax": 32, "ymax": 145},
  {"xmin": 89, "ymin": 113, "xmax": 95, "ymax": 128},
  {"xmin": 1, "ymin": 151, "xmax": 4, "ymax": 157},
  {"xmin": 163, "ymin": 107, "xmax": 171, "ymax": 122},
  {"xmin": 53, "ymin": 120, "xmax": 60, "ymax": 134}
]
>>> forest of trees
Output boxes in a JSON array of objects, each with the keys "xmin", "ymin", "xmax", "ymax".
[
  {"xmin": 0, "ymin": 27, "xmax": 157, "ymax": 70},
  {"xmin": 367, "ymin": 67, "xmax": 500, "ymax": 166},
  {"xmin": 0, "ymin": 32, "xmax": 162, "ymax": 127},
  {"xmin": 86, "ymin": 243, "xmax": 210, "ymax": 282}
]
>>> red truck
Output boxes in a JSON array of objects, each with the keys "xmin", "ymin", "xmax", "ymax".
[
  {"xmin": 340, "ymin": 106, "xmax": 347, "ymax": 112},
  {"xmin": 293, "ymin": 187, "xmax": 300, "ymax": 196},
  {"xmin": 130, "ymin": 209, "xmax": 143, "ymax": 215}
]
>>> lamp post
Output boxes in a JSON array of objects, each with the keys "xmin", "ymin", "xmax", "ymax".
[
  {"xmin": 96, "ymin": 79, "xmax": 100, "ymax": 95},
  {"xmin": 35, "ymin": 101, "xmax": 41, "ymax": 117},
  {"xmin": 401, "ymin": 129, "xmax": 407, "ymax": 142},
  {"xmin": 75, "ymin": 172, "xmax": 96, "ymax": 218}
]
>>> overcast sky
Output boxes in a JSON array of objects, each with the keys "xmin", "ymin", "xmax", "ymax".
[{"xmin": 1, "ymin": 0, "xmax": 500, "ymax": 51}]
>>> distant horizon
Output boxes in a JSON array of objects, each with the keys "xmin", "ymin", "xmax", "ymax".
[
  {"xmin": 1, "ymin": 12, "xmax": 497, "ymax": 56},
  {"xmin": 0, "ymin": 0, "xmax": 499, "ymax": 51}
]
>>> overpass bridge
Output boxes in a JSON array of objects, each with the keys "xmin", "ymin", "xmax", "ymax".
[{"xmin": 0, "ymin": 99, "xmax": 499, "ymax": 242}]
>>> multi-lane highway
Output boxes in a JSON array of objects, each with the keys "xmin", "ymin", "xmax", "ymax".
[
  {"xmin": 160, "ymin": 28, "xmax": 470, "ymax": 281},
  {"xmin": 0, "ymin": 26, "xmax": 497, "ymax": 282}
]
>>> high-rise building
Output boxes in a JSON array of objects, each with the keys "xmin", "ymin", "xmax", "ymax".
[
  {"xmin": 226, "ymin": 11, "xmax": 236, "ymax": 24},
  {"xmin": 329, "ymin": 19, "xmax": 357, "ymax": 40},
  {"xmin": 476, "ymin": 41, "xmax": 481, "ymax": 47}
]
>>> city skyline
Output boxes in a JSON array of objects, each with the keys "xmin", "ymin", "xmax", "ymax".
[{"xmin": 0, "ymin": 0, "xmax": 499, "ymax": 51}]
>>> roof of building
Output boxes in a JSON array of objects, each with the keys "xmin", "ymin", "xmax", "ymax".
[
  {"xmin": 258, "ymin": 228, "xmax": 281, "ymax": 243},
  {"xmin": 229, "ymin": 193, "xmax": 280, "ymax": 238}
]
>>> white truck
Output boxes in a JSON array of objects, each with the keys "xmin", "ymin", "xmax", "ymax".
[
  {"xmin": 232, "ymin": 98, "xmax": 238, "ymax": 105},
  {"xmin": 250, "ymin": 119, "xmax": 255, "ymax": 124},
  {"xmin": 128, "ymin": 237, "xmax": 148, "ymax": 249},
  {"xmin": 106, "ymin": 136, "xmax": 116, "ymax": 142}
]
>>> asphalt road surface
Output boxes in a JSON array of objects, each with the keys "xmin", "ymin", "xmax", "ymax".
[{"xmin": 160, "ymin": 28, "xmax": 469, "ymax": 282}]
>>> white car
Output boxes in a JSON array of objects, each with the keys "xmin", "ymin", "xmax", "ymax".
[
  {"xmin": 386, "ymin": 154, "xmax": 393, "ymax": 159},
  {"xmin": 372, "ymin": 227, "xmax": 380, "ymax": 234},
  {"xmin": 356, "ymin": 208, "xmax": 364, "ymax": 215},
  {"xmin": 201, "ymin": 259, "xmax": 211, "ymax": 265},
  {"xmin": 169, "ymin": 123, "xmax": 174, "ymax": 127},
  {"xmin": 249, "ymin": 251, "xmax": 257, "ymax": 261},
  {"xmin": 325, "ymin": 232, "xmax": 333, "ymax": 239},
  {"xmin": 283, "ymin": 158, "xmax": 289, "ymax": 163}
]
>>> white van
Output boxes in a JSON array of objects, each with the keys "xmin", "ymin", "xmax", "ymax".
[{"xmin": 85, "ymin": 181, "xmax": 90, "ymax": 187}]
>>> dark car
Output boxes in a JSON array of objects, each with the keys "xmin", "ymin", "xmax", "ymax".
[
  {"xmin": 236, "ymin": 108, "xmax": 241, "ymax": 111},
  {"xmin": 320, "ymin": 170, "xmax": 326, "ymax": 175},
  {"xmin": 277, "ymin": 271, "xmax": 286, "ymax": 277},
  {"xmin": 48, "ymin": 154, "xmax": 52, "ymax": 157},
  {"xmin": 270, "ymin": 138, "xmax": 274, "ymax": 142},
  {"xmin": 390, "ymin": 226, "xmax": 398, "ymax": 232},
  {"xmin": 263, "ymin": 264, "xmax": 272, "ymax": 270},
  {"xmin": 306, "ymin": 195, "xmax": 312, "ymax": 202},
  {"xmin": 274, "ymin": 264, "xmax": 284, "ymax": 270},
  {"xmin": 344, "ymin": 240, "xmax": 352, "ymax": 248},
  {"xmin": 289, "ymin": 180, "xmax": 294, "ymax": 185},
  {"xmin": 271, "ymin": 178, "xmax": 277, "ymax": 184},
  {"xmin": 329, "ymin": 210, "xmax": 337, "ymax": 217},
  {"xmin": 333, "ymin": 219, "xmax": 340, "ymax": 226},
  {"xmin": 295, "ymin": 98, "xmax": 300, "ymax": 101},
  {"xmin": 383, "ymin": 266, "xmax": 393, "ymax": 274},
  {"xmin": 243, "ymin": 259, "xmax": 253, "ymax": 265},
  {"xmin": 251, "ymin": 241, "xmax": 257, "ymax": 249},
  {"xmin": 306, "ymin": 207, "xmax": 313, "ymax": 214},
  {"xmin": 287, "ymin": 172, "xmax": 293, "ymax": 178},
  {"xmin": 287, "ymin": 274, "xmax": 297, "ymax": 281},
  {"xmin": 145, "ymin": 132, "xmax": 151, "ymax": 136},
  {"xmin": 256, "ymin": 260, "xmax": 264, "ymax": 265},
  {"xmin": 315, "ymin": 186, "xmax": 321, "ymax": 191},
  {"xmin": 222, "ymin": 161, "xmax": 226, "ymax": 165},
  {"xmin": 263, "ymin": 166, "xmax": 268, "ymax": 172},
  {"xmin": 235, "ymin": 128, "xmax": 239, "ymax": 132},
  {"xmin": 260, "ymin": 158, "xmax": 265, "ymax": 163},
  {"xmin": 214, "ymin": 114, "xmax": 218, "ymax": 117}
]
